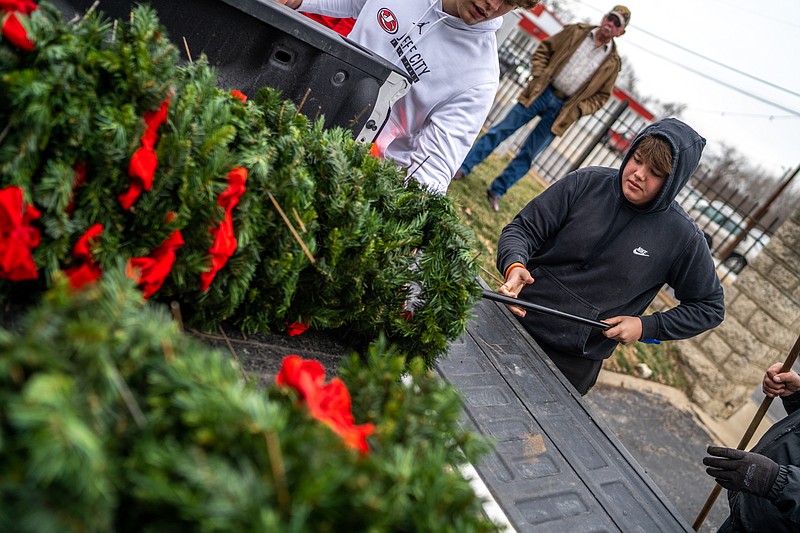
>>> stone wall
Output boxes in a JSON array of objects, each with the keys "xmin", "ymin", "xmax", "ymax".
[{"xmin": 678, "ymin": 205, "xmax": 800, "ymax": 418}]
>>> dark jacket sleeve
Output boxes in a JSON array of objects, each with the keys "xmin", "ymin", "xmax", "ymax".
[
  {"xmin": 496, "ymin": 177, "xmax": 573, "ymax": 276},
  {"xmin": 782, "ymin": 391, "xmax": 800, "ymax": 416},
  {"xmin": 639, "ymin": 232, "xmax": 724, "ymax": 340},
  {"xmin": 766, "ymin": 464, "xmax": 800, "ymax": 527},
  {"xmin": 768, "ymin": 394, "xmax": 800, "ymax": 524}
]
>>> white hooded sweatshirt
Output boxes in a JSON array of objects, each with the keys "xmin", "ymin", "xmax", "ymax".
[{"xmin": 299, "ymin": 0, "xmax": 502, "ymax": 194}]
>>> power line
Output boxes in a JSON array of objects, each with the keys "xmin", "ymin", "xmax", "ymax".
[
  {"xmin": 689, "ymin": 108, "xmax": 800, "ymax": 120},
  {"xmin": 567, "ymin": 0, "xmax": 800, "ymax": 107},
  {"xmin": 622, "ymin": 40, "xmax": 800, "ymax": 116},
  {"xmin": 704, "ymin": 0, "xmax": 800, "ymax": 30},
  {"xmin": 630, "ymin": 26, "xmax": 800, "ymax": 100}
]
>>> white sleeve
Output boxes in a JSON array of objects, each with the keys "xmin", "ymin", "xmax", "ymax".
[
  {"xmin": 298, "ymin": 0, "xmax": 366, "ymax": 18},
  {"xmin": 390, "ymin": 82, "xmax": 496, "ymax": 195}
]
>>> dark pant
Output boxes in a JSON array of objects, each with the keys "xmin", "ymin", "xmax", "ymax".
[
  {"xmin": 539, "ymin": 344, "xmax": 603, "ymax": 395},
  {"xmin": 459, "ymin": 85, "xmax": 564, "ymax": 198}
]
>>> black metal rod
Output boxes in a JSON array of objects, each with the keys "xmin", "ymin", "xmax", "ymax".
[{"xmin": 481, "ymin": 289, "xmax": 611, "ymax": 331}]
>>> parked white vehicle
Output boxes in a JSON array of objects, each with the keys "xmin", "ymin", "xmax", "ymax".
[{"xmin": 687, "ymin": 199, "xmax": 769, "ymax": 274}]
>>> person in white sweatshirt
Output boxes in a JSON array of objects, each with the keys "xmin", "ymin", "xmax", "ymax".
[{"xmin": 275, "ymin": 0, "xmax": 539, "ymax": 194}]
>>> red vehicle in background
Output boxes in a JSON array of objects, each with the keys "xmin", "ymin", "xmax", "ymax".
[
  {"xmin": 604, "ymin": 128, "xmax": 636, "ymax": 154},
  {"xmin": 601, "ymin": 87, "xmax": 654, "ymax": 155}
]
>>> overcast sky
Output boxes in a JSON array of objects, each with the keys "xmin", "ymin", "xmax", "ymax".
[{"xmin": 559, "ymin": 0, "xmax": 800, "ymax": 178}]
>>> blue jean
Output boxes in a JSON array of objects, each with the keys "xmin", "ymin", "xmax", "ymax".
[{"xmin": 460, "ymin": 85, "xmax": 564, "ymax": 198}]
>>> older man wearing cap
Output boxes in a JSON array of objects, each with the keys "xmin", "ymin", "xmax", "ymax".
[{"xmin": 454, "ymin": 6, "xmax": 631, "ymax": 212}]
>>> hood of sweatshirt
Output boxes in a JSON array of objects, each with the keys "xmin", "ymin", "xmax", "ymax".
[
  {"xmin": 614, "ymin": 118, "xmax": 707, "ymax": 215},
  {"xmin": 395, "ymin": 1, "xmax": 502, "ymax": 52},
  {"xmin": 435, "ymin": 3, "xmax": 504, "ymax": 33}
]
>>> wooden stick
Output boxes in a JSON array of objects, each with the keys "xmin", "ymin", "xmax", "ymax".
[
  {"xmin": 182, "ymin": 36, "xmax": 193, "ymax": 63},
  {"xmin": 692, "ymin": 332, "xmax": 800, "ymax": 530},
  {"xmin": 478, "ymin": 261, "xmax": 503, "ymax": 286},
  {"xmin": 291, "ymin": 207, "xmax": 307, "ymax": 234},
  {"xmin": 349, "ymin": 103, "xmax": 372, "ymax": 127},
  {"xmin": 218, "ymin": 325, "xmax": 249, "ymax": 383},
  {"xmin": 268, "ymin": 192, "xmax": 315, "ymax": 264},
  {"xmin": 296, "ymin": 88, "xmax": 311, "ymax": 116},
  {"xmin": 170, "ymin": 301, "xmax": 183, "ymax": 332}
]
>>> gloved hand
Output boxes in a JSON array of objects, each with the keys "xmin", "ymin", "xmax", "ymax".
[{"xmin": 703, "ymin": 446, "xmax": 780, "ymax": 497}]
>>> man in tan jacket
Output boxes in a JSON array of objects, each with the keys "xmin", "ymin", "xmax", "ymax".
[{"xmin": 454, "ymin": 5, "xmax": 630, "ymax": 211}]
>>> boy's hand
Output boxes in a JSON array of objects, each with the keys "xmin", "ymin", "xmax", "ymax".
[
  {"xmin": 763, "ymin": 362, "xmax": 800, "ymax": 398},
  {"xmin": 498, "ymin": 266, "xmax": 534, "ymax": 317},
  {"xmin": 601, "ymin": 316, "xmax": 642, "ymax": 345}
]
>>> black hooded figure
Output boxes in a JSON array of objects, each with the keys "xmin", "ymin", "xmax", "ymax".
[{"xmin": 496, "ymin": 118, "xmax": 725, "ymax": 394}]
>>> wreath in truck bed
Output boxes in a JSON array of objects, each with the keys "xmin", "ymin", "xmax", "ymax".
[
  {"xmin": 0, "ymin": 4, "xmax": 499, "ymax": 531},
  {"xmin": 0, "ymin": 1, "xmax": 482, "ymax": 366}
]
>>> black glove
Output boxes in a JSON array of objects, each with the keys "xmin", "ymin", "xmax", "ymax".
[{"xmin": 703, "ymin": 446, "xmax": 779, "ymax": 497}]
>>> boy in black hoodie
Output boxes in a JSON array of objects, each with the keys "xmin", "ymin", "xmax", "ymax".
[{"xmin": 496, "ymin": 118, "xmax": 724, "ymax": 394}]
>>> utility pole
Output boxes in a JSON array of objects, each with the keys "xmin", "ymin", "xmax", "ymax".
[{"xmin": 717, "ymin": 163, "xmax": 800, "ymax": 261}]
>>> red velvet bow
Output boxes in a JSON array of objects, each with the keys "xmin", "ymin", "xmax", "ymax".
[
  {"xmin": 0, "ymin": 186, "xmax": 40, "ymax": 281},
  {"xmin": 230, "ymin": 89, "xmax": 247, "ymax": 102},
  {"xmin": 286, "ymin": 321, "xmax": 310, "ymax": 337},
  {"xmin": 1, "ymin": 1, "xmax": 38, "ymax": 51},
  {"xmin": 199, "ymin": 167, "xmax": 247, "ymax": 291},
  {"xmin": 65, "ymin": 224, "xmax": 104, "ymax": 289},
  {"xmin": 276, "ymin": 355, "xmax": 374, "ymax": 454},
  {"xmin": 127, "ymin": 229, "xmax": 184, "ymax": 298},
  {"xmin": 119, "ymin": 98, "xmax": 171, "ymax": 210},
  {"xmin": 0, "ymin": 1, "xmax": 38, "ymax": 13}
]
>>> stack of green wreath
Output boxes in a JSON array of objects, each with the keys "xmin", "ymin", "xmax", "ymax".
[{"xmin": 0, "ymin": 2, "xmax": 481, "ymax": 365}]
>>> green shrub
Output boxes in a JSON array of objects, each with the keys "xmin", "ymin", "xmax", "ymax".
[
  {"xmin": 0, "ymin": 267, "xmax": 497, "ymax": 532},
  {"xmin": 0, "ymin": 2, "xmax": 481, "ymax": 366}
]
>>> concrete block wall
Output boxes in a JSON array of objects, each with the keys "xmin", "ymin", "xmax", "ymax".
[{"xmin": 678, "ymin": 206, "xmax": 800, "ymax": 418}]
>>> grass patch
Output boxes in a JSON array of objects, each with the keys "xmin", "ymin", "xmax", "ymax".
[
  {"xmin": 447, "ymin": 154, "xmax": 547, "ymax": 283},
  {"xmin": 447, "ymin": 154, "xmax": 689, "ymax": 391},
  {"xmin": 604, "ymin": 340, "xmax": 688, "ymax": 389}
]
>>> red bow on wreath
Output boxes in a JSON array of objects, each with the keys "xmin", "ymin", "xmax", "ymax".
[
  {"xmin": 276, "ymin": 355, "xmax": 374, "ymax": 454},
  {"xmin": 0, "ymin": 185, "xmax": 40, "ymax": 281},
  {"xmin": 65, "ymin": 224, "xmax": 104, "ymax": 289},
  {"xmin": 199, "ymin": 167, "xmax": 247, "ymax": 292},
  {"xmin": 1, "ymin": 0, "xmax": 38, "ymax": 52},
  {"xmin": 119, "ymin": 98, "xmax": 171, "ymax": 210},
  {"xmin": 127, "ymin": 229, "xmax": 184, "ymax": 299},
  {"xmin": 286, "ymin": 321, "xmax": 310, "ymax": 337},
  {"xmin": 230, "ymin": 89, "xmax": 247, "ymax": 102}
]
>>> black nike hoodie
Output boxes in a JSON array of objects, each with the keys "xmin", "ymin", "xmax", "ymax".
[{"xmin": 497, "ymin": 118, "xmax": 725, "ymax": 361}]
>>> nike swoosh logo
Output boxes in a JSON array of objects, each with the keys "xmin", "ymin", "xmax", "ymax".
[{"xmin": 633, "ymin": 247, "xmax": 649, "ymax": 257}]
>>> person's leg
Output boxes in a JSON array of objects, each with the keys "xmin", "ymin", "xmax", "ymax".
[
  {"xmin": 488, "ymin": 89, "xmax": 563, "ymax": 198},
  {"xmin": 459, "ymin": 103, "xmax": 538, "ymax": 175},
  {"xmin": 489, "ymin": 127, "xmax": 555, "ymax": 196}
]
